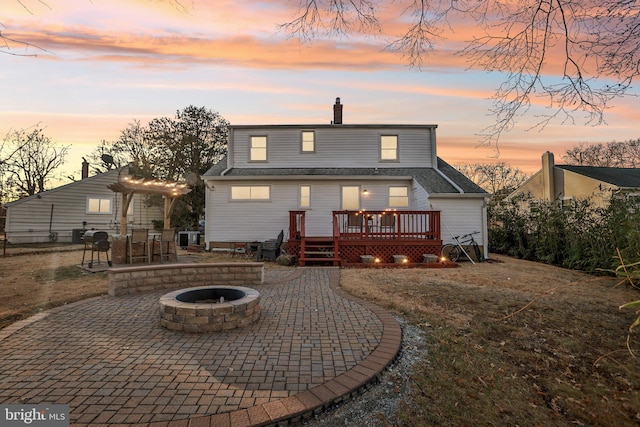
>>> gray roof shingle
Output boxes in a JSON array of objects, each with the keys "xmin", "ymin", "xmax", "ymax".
[
  {"xmin": 203, "ymin": 156, "xmax": 487, "ymax": 195},
  {"xmin": 558, "ymin": 165, "xmax": 640, "ymax": 188}
]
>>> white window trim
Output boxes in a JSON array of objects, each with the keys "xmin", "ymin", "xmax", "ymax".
[
  {"xmin": 388, "ymin": 185, "xmax": 410, "ymax": 208},
  {"xmin": 86, "ymin": 196, "xmax": 113, "ymax": 214},
  {"xmin": 230, "ymin": 185, "xmax": 271, "ymax": 201},
  {"xmin": 301, "ymin": 130, "xmax": 315, "ymax": 153},
  {"xmin": 341, "ymin": 185, "xmax": 361, "ymax": 210},
  {"xmin": 299, "ymin": 184, "xmax": 311, "ymax": 208},
  {"xmin": 380, "ymin": 135, "xmax": 399, "ymax": 162},
  {"xmin": 249, "ymin": 135, "xmax": 268, "ymax": 162}
]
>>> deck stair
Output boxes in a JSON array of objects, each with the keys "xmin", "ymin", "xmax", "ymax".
[{"xmin": 299, "ymin": 236, "xmax": 340, "ymax": 266}]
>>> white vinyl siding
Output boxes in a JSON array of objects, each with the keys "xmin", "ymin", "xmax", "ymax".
[
  {"xmin": 231, "ymin": 127, "xmax": 435, "ymax": 168},
  {"xmin": 207, "ymin": 180, "xmax": 406, "ymax": 242},
  {"xmin": 429, "ymin": 197, "xmax": 485, "ymax": 246},
  {"xmin": 4, "ymin": 168, "xmax": 163, "ymax": 244}
]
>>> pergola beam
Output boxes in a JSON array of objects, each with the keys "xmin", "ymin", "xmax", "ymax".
[{"xmin": 108, "ymin": 175, "xmax": 192, "ymax": 234}]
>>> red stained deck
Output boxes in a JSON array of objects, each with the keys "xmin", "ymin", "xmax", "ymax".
[{"xmin": 288, "ymin": 210, "xmax": 443, "ymax": 266}]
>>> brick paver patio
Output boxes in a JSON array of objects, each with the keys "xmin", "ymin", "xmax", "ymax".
[{"xmin": 0, "ymin": 267, "xmax": 401, "ymax": 426}]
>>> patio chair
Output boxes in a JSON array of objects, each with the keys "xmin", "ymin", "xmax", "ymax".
[
  {"xmin": 380, "ymin": 213, "xmax": 396, "ymax": 232},
  {"xmin": 152, "ymin": 228, "xmax": 176, "ymax": 263},
  {"xmin": 257, "ymin": 230, "xmax": 284, "ymax": 261},
  {"xmin": 128, "ymin": 228, "xmax": 150, "ymax": 264},
  {"xmin": 345, "ymin": 213, "xmax": 363, "ymax": 233}
]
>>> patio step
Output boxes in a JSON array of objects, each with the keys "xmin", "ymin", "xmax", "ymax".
[
  {"xmin": 304, "ymin": 251, "xmax": 335, "ymax": 255},
  {"xmin": 299, "ymin": 256, "xmax": 341, "ymax": 266},
  {"xmin": 299, "ymin": 236, "xmax": 339, "ymax": 266}
]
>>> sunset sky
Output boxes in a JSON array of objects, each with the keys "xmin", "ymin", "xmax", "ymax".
[{"xmin": 2, "ymin": 0, "xmax": 639, "ymax": 182}]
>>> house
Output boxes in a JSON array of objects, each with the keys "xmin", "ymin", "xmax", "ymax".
[
  {"xmin": 508, "ymin": 151, "xmax": 640, "ymax": 206},
  {"xmin": 201, "ymin": 98, "xmax": 489, "ymax": 265},
  {"xmin": 4, "ymin": 162, "xmax": 163, "ymax": 244}
]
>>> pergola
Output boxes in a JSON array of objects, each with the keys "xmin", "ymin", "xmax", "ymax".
[{"xmin": 107, "ymin": 175, "xmax": 192, "ymax": 235}]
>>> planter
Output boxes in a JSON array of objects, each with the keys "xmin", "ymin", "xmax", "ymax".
[
  {"xmin": 360, "ymin": 255, "xmax": 375, "ymax": 264},
  {"xmin": 423, "ymin": 254, "xmax": 438, "ymax": 263},
  {"xmin": 393, "ymin": 255, "xmax": 408, "ymax": 264}
]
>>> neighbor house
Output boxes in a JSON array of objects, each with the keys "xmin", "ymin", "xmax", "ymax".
[
  {"xmin": 202, "ymin": 98, "xmax": 489, "ymax": 265},
  {"xmin": 508, "ymin": 151, "xmax": 640, "ymax": 207},
  {"xmin": 4, "ymin": 163, "xmax": 163, "ymax": 244}
]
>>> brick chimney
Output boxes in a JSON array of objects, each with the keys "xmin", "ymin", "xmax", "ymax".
[
  {"xmin": 542, "ymin": 151, "xmax": 555, "ymax": 201},
  {"xmin": 82, "ymin": 157, "xmax": 89, "ymax": 179},
  {"xmin": 333, "ymin": 97, "xmax": 343, "ymax": 124}
]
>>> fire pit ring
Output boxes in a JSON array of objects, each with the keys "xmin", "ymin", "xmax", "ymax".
[{"xmin": 159, "ymin": 286, "xmax": 260, "ymax": 333}]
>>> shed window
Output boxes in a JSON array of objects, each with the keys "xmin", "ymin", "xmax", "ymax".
[
  {"xmin": 87, "ymin": 197, "xmax": 112, "ymax": 214},
  {"xmin": 231, "ymin": 186, "xmax": 271, "ymax": 200},
  {"xmin": 250, "ymin": 136, "xmax": 267, "ymax": 161}
]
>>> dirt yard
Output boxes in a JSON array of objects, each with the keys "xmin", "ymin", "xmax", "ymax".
[{"xmin": 0, "ymin": 248, "xmax": 638, "ymax": 425}]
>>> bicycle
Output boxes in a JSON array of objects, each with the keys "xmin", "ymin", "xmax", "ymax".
[{"xmin": 441, "ymin": 231, "xmax": 484, "ymax": 263}]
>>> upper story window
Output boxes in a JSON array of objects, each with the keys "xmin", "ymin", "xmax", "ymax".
[
  {"xmin": 250, "ymin": 136, "xmax": 267, "ymax": 161},
  {"xmin": 300, "ymin": 185, "xmax": 311, "ymax": 208},
  {"xmin": 388, "ymin": 186, "xmax": 409, "ymax": 207},
  {"xmin": 230, "ymin": 185, "xmax": 271, "ymax": 201},
  {"xmin": 301, "ymin": 131, "xmax": 315, "ymax": 153},
  {"xmin": 87, "ymin": 197, "xmax": 112, "ymax": 214},
  {"xmin": 380, "ymin": 135, "xmax": 398, "ymax": 161}
]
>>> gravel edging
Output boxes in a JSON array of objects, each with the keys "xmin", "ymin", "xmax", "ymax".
[{"xmin": 303, "ymin": 316, "xmax": 427, "ymax": 426}]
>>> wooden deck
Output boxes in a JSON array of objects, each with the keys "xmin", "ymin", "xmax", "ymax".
[{"xmin": 288, "ymin": 210, "xmax": 442, "ymax": 266}]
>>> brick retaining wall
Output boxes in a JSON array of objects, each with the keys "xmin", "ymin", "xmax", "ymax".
[{"xmin": 108, "ymin": 263, "xmax": 264, "ymax": 297}]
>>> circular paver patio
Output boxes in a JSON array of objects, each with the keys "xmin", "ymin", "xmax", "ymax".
[{"xmin": 0, "ymin": 267, "xmax": 401, "ymax": 426}]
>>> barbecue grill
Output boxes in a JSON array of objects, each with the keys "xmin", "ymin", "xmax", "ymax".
[{"xmin": 82, "ymin": 230, "xmax": 112, "ymax": 268}]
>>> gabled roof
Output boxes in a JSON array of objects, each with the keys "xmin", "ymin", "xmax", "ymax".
[
  {"xmin": 557, "ymin": 165, "xmax": 640, "ymax": 188},
  {"xmin": 203, "ymin": 156, "xmax": 487, "ymax": 195},
  {"xmin": 4, "ymin": 167, "xmax": 124, "ymax": 207}
]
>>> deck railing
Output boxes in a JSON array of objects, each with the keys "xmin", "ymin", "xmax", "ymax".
[
  {"xmin": 333, "ymin": 210, "xmax": 441, "ymax": 240},
  {"xmin": 289, "ymin": 210, "xmax": 441, "ymax": 241},
  {"xmin": 289, "ymin": 211, "xmax": 306, "ymax": 240}
]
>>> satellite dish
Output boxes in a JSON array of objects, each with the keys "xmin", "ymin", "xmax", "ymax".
[
  {"xmin": 101, "ymin": 154, "xmax": 114, "ymax": 169},
  {"xmin": 184, "ymin": 171, "xmax": 200, "ymax": 186}
]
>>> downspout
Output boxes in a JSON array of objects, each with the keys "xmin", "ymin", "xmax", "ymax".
[{"xmin": 481, "ymin": 197, "xmax": 489, "ymax": 260}]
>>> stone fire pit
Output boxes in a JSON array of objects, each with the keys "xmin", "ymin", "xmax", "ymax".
[{"xmin": 159, "ymin": 286, "xmax": 260, "ymax": 333}]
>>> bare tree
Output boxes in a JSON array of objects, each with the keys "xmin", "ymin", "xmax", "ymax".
[
  {"xmin": 86, "ymin": 120, "xmax": 159, "ymax": 177},
  {"xmin": 282, "ymin": 1, "xmax": 640, "ymax": 146},
  {"xmin": 455, "ymin": 162, "xmax": 530, "ymax": 197},
  {"xmin": 2, "ymin": 126, "xmax": 68, "ymax": 199},
  {"xmin": 563, "ymin": 140, "xmax": 640, "ymax": 167}
]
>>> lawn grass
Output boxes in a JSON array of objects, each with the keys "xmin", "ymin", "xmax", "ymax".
[{"xmin": 339, "ymin": 260, "xmax": 640, "ymax": 426}]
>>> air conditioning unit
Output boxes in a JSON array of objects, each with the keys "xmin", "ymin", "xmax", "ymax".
[{"xmin": 178, "ymin": 231, "xmax": 200, "ymax": 249}]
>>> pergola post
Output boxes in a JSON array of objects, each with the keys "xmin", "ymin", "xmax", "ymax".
[
  {"xmin": 163, "ymin": 196, "xmax": 180, "ymax": 230},
  {"xmin": 120, "ymin": 192, "xmax": 134, "ymax": 235}
]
